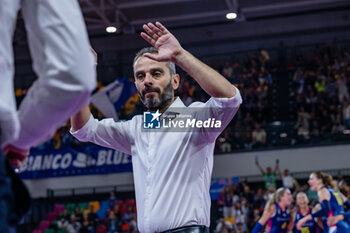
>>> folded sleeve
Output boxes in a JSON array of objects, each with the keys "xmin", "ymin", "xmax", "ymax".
[
  {"xmin": 195, "ymin": 86, "xmax": 242, "ymax": 142},
  {"xmin": 70, "ymin": 114, "xmax": 133, "ymax": 155}
]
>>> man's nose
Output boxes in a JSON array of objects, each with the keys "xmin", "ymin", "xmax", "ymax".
[{"xmin": 144, "ymin": 73, "xmax": 153, "ymax": 86}]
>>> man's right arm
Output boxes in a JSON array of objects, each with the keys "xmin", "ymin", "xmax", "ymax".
[
  {"xmin": 70, "ymin": 106, "xmax": 133, "ymax": 155},
  {"xmin": 71, "ymin": 105, "xmax": 91, "ymax": 132}
]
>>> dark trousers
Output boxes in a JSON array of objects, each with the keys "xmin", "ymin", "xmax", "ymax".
[{"xmin": 0, "ymin": 152, "xmax": 16, "ymax": 233}]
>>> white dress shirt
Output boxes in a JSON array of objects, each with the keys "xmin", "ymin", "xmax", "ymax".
[{"xmin": 71, "ymin": 89, "xmax": 242, "ymax": 233}]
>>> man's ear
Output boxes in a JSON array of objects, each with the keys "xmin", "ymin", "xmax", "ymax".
[{"xmin": 172, "ymin": 74, "xmax": 180, "ymax": 90}]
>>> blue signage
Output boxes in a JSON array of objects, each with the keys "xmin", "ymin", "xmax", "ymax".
[{"xmin": 18, "ymin": 145, "xmax": 132, "ymax": 179}]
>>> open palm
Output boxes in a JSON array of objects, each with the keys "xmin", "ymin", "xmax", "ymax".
[{"xmin": 141, "ymin": 22, "xmax": 183, "ymax": 62}]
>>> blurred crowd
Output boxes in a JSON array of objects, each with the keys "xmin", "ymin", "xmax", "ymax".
[
  {"xmin": 292, "ymin": 43, "xmax": 350, "ymax": 144},
  {"xmin": 35, "ymin": 192, "xmax": 137, "ymax": 233}
]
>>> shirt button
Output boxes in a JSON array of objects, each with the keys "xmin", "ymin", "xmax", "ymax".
[{"xmin": 149, "ymin": 167, "xmax": 152, "ymax": 172}]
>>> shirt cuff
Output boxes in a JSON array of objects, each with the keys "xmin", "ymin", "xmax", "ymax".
[
  {"xmin": 70, "ymin": 114, "xmax": 96, "ymax": 141},
  {"xmin": 209, "ymin": 85, "xmax": 242, "ymax": 108}
]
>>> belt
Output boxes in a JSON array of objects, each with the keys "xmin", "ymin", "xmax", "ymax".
[{"xmin": 160, "ymin": 225, "xmax": 209, "ymax": 233}]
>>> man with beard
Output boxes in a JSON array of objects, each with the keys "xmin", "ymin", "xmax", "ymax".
[{"xmin": 70, "ymin": 22, "xmax": 242, "ymax": 233}]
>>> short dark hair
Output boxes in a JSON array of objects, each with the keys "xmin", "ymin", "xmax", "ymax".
[{"xmin": 133, "ymin": 47, "xmax": 176, "ymax": 76}]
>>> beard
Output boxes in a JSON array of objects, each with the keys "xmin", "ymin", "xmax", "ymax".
[{"xmin": 139, "ymin": 80, "xmax": 174, "ymax": 111}]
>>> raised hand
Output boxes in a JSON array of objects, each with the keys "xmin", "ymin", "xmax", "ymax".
[
  {"xmin": 3, "ymin": 144, "xmax": 29, "ymax": 168},
  {"xmin": 141, "ymin": 22, "xmax": 183, "ymax": 63}
]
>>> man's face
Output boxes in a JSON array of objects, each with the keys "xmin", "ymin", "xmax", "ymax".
[{"xmin": 134, "ymin": 56, "xmax": 177, "ymax": 110}]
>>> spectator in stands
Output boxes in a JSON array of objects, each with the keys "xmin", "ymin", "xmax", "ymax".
[
  {"xmin": 253, "ymin": 208, "xmax": 261, "ymax": 223},
  {"xmin": 74, "ymin": 206, "xmax": 83, "ymax": 224},
  {"xmin": 253, "ymin": 188, "xmax": 267, "ymax": 213},
  {"xmin": 107, "ymin": 211, "xmax": 120, "ymax": 233},
  {"xmin": 222, "ymin": 186, "xmax": 234, "ymax": 218},
  {"xmin": 242, "ymin": 184, "xmax": 254, "ymax": 204},
  {"xmin": 232, "ymin": 132, "xmax": 244, "ymax": 150},
  {"xmin": 123, "ymin": 205, "xmax": 137, "ymax": 232},
  {"xmin": 236, "ymin": 222, "xmax": 247, "ymax": 233},
  {"xmin": 259, "ymin": 48, "xmax": 270, "ymax": 67},
  {"xmin": 336, "ymin": 172, "xmax": 347, "ymax": 187},
  {"xmin": 325, "ymin": 76, "xmax": 337, "ymax": 98},
  {"xmin": 293, "ymin": 67, "xmax": 305, "ymax": 94},
  {"xmin": 305, "ymin": 90, "xmax": 318, "ymax": 108},
  {"xmin": 108, "ymin": 191, "xmax": 118, "ymax": 210},
  {"xmin": 81, "ymin": 212, "xmax": 93, "ymax": 233},
  {"xmin": 266, "ymin": 185, "xmax": 276, "ymax": 200},
  {"xmin": 337, "ymin": 73, "xmax": 349, "ymax": 103},
  {"xmin": 233, "ymin": 201, "xmax": 247, "ymax": 231},
  {"xmin": 232, "ymin": 181, "xmax": 242, "ymax": 202},
  {"xmin": 310, "ymin": 120, "xmax": 321, "ymax": 143},
  {"xmin": 255, "ymin": 158, "xmax": 278, "ymax": 189},
  {"xmin": 67, "ymin": 214, "xmax": 81, "ymax": 233},
  {"xmin": 57, "ymin": 216, "xmax": 69, "ymax": 232},
  {"xmin": 88, "ymin": 204, "xmax": 100, "ymax": 231},
  {"xmin": 331, "ymin": 119, "xmax": 345, "ymax": 134},
  {"xmin": 61, "ymin": 209, "xmax": 70, "ymax": 221},
  {"xmin": 240, "ymin": 197, "xmax": 250, "ymax": 219},
  {"xmin": 319, "ymin": 109, "xmax": 332, "ymax": 133},
  {"xmin": 111, "ymin": 205, "xmax": 122, "ymax": 221},
  {"xmin": 218, "ymin": 130, "xmax": 232, "ymax": 153},
  {"xmin": 295, "ymin": 106, "xmax": 310, "ymax": 143},
  {"xmin": 214, "ymin": 218, "xmax": 233, "ymax": 233},
  {"xmin": 251, "ymin": 123, "xmax": 267, "ymax": 148},
  {"xmin": 314, "ymin": 71, "xmax": 326, "ymax": 93},
  {"xmin": 277, "ymin": 167, "xmax": 299, "ymax": 192},
  {"xmin": 329, "ymin": 96, "xmax": 341, "ymax": 122},
  {"xmin": 296, "ymin": 94, "xmax": 307, "ymax": 110},
  {"xmin": 243, "ymin": 128, "xmax": 253, "ymax": 150},
  {"xmin": 222, "ymin": 61, "xmax": 233, "ymax": 79},
  {"xmin": 342, "ymin": 100, "xmax": 350, "ymax": 129}
]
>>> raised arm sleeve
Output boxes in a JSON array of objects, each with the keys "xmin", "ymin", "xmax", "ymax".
[
  {"xmin": 194, "ymin": 86, "xmax": 242, "ymax": 142},
  {"xmin": 70, "ymin": 114, "xmax": 134, "ymax": 155}
]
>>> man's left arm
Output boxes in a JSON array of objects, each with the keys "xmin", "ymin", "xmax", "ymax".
[
  {"xmin": 174, "ymin": 50, "xmax": 237, "ymax": 98},
  {"xmin": 141, "ymin": 22, "xmax": 237, "ymax": 98}
]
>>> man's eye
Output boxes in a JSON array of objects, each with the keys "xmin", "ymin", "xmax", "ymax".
[
  {"xmin": 137, "ymin": 74, "xmax": 144, "ymax": 80},
  {"xmin": 153, "ymin": 72, "xmax": 161, "ymax": 77}
]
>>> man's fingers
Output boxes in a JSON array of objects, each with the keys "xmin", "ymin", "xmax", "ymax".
[
  {"xmin": 143, "ymin": 52, "xmax": 159, "ymax": 61},
  {"xmin": 155, "ymin": 21, "xmax": 169, "ymax": 33},
  {"xmin": 148, "ymin": 23, "xmax": 163, "ymax": 37},
  {"xmin": 3, "ymin": 144, "xmax": 29, "ymax": 156},
  {"xmin": 140, "ymin": 32, "xmax": 156, "ymax": 46},
  {"xmin": 143, "ymin": 24, "xmax": 159, "ymax": 40}
]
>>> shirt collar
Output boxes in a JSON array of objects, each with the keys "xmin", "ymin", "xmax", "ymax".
[{"xmin": 163, "ymin": 97, "xmax": 185, "ymax": 117}]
